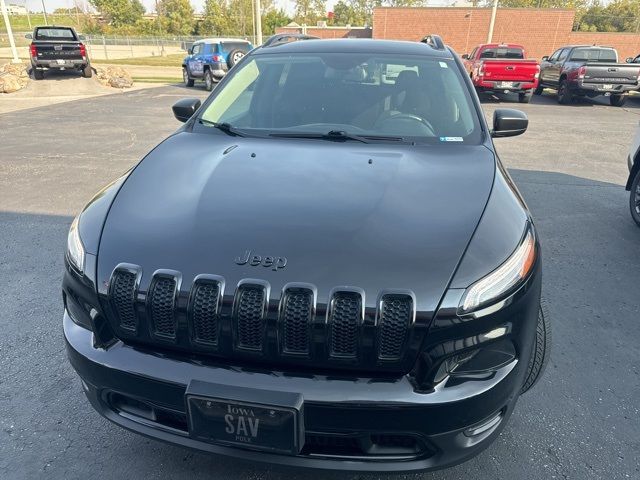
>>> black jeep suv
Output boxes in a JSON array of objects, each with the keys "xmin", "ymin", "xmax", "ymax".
[{"xmin": 63, "ymin": 37, "xmax": 549, "ymax": 472}]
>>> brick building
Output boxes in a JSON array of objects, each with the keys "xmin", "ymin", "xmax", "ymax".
[{"xmin": 278, "ymin": 8, "xmax": 640, "ymax": 61}]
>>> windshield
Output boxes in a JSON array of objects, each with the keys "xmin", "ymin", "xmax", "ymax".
[
  {"xmin": 480, "ymin": 47, "xmax": 524, "ymax": 59},
  {"xmin": 569, "ymin": 48, "xmax": 617, "ymax": 63},
  {"xmin": 199, "ymin": 52, "xmax": 481, "ymax": 144},
  {"xmin": 35, "ymin": 27, "xmax": 76, "ymax": 41}
]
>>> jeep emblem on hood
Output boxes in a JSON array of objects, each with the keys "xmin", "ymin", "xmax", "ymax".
[{"xmin": 235, "ymin": 250, "xmax": 287, "ymax": 271}]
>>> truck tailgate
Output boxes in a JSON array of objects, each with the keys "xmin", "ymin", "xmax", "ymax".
[
  {"xmin": 33, "ymin": 41, "xmax": 83, "ymax": 61},
  {"xmin": 584, "ymin": 63, "xmax": 640, "ymax": 86},
  {"xmin": 481, "ymin": 60, "xmax": 538, "ymax": 82}
]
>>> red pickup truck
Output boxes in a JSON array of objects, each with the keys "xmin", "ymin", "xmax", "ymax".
[{"xmin": 462, "ymin": 43, "xmax": 540, "ymax": 103}]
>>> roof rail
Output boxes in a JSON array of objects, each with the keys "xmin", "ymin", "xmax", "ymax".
[
  {"xmin": 261, "ymin": 33, "xmax": 320, "ymax": 48},
  {"xmin": 420, "ymin": 34, "xmax": 445, "ymax": 51}
]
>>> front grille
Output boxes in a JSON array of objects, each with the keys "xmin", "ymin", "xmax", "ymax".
[
  {"xmin": 110, "ymin": 270, "xmax": 137, "ymax": 332},
  {"xmin": 378, "ymin": 294, "xmax": 413, "ymax": 360},
  {"xmin": 190, "ymin": 280, "xmax": 221, "ymax": 346},
  {"xmin": 148, "ymin": 276, "xmax": 177, "ymax": 339},
  {"xmin": 105, "ymin": 266, "xmax": 421, "ymax": 373},
  {"xmin": 235, "ymin": 286, "xmax": 266, "ymax": 351},
  {"xmin": 329, "ymin": 292, "xmax": 362, "ymax": 358},
  {"xmin": 282, "ymin": 289, "xmax": 313, "ymax": 354}
]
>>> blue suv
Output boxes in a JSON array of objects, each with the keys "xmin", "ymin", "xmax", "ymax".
[{"xmin": 182, "ymin": 38, "xmax": 253, "ymax": 91}]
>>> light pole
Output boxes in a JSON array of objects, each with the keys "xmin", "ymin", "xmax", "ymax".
[
  {"xmin": 25, "ymin": 0, "xmax": 32, "ymax": 29},
  {"xmin": 487, "ymin": 0, "xmax": 498, "ymax": 44},
  {"xmin": 41, "ymin": 0, "xmax": 48, "ymax": 25},
  {"xmin": 1, "ymin": 0, "xmax": 21, "ymax": 63},
  {"xmin": 254, "ymin": 0, "xmax": 262, "ymax": 45}
]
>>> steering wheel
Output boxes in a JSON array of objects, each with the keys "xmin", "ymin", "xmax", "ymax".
[{"xmin": 376, "ymin": 113, "xmax": 436, "ymax": 137}]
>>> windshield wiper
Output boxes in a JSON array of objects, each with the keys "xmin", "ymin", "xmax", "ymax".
[
  {"xmin": 198, "ymin": 119, "xmax": 245, "ymax": 137},
  {"xmin": 269, "ymin": 130, "xmax": 372, "ymax": 143}
]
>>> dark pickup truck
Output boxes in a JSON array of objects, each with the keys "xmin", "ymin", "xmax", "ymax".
[
  {"xmin": 26, "ymin": 26, "xmax": 91, "ymax": 80},
  {"xmin": 536, "ymin": 45, "xmax": 640, "ymax": 106}
]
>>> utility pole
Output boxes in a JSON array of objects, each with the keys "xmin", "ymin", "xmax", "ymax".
[
  {"xmin": 41, "ymin": 0, "xmax": 48, "ymax": 25},
  {"xmin": 25, "ymin": 0, "xmax": 32, "ymax": 29},
  {"xmin": 1, "ymin": 0, "xmax": 21, "ymax": 63},
  {"xmin": 254, "ymin": 0, "xmax": 262, "ymax": 45},
  {"xmin": 487, "ymin": 0, "xmax": 498, "ymax": 43}
]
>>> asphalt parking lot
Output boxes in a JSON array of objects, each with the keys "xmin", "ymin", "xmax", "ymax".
[{"xmin": 1, "ymin": 84, "xmax": 639, "ymax": 480}]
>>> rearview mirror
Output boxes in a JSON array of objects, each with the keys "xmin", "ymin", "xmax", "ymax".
[
  {"xmin": 541, "ymin": 55, "xmax": 549, "ymax": 61},
  {"xmin": 461, "ymin": 53, "xmax": 469, "ymax": 60},
  {"xmin": 491, "ymin": 109, "xmax": 528, "ymax": 138},
  {"xmin": 172, "ymin": 98, "xmax": 201, "ymax": 123},
  {"xmin": 25, "ymin": 33, "xmax": 32, "ymax": 39}
]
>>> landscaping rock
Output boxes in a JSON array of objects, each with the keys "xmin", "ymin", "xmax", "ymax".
[
  {"xmin": 0, "ymin": 62, "xmax": 29, "ymax": 93},
  {"xmin": 95, "ymin": 66, "xmax": 134, "ymax": 89}
]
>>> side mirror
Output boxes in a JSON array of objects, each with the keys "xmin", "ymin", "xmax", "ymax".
[
  {"xmin": 541, "ymin": 56, "xmax": 549, "ymax": 61},
  {"xmin": 187, "ymin": 46, "xmax": 194, "ymax": 54},
  {"xmin": 491, "ymin": 109, "xmax": 528, "ymax": 138},
  {"xmin": 25, "ymin": 33, "xmax": 32, "ymax": 39},
  {"xmin": 626, "ymin": 57, "xmax": 634, "ymax": 63},
  {"xmin": 461, "ymin": 53, "xmax": 469, "ymax": 60},
  {"xmin": 78, "ymin": 34, "xmax": 86, "ymax": 40},
  {"xmin": 172, "ymin": 98, "xmax": 201, "ymax": 123}
]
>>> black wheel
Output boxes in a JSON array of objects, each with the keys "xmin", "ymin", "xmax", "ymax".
[
  {"xmin": 82, "ymin": 64, "xmax": 92, "ymax": 78},
  {"xmin": 519, "ymin": 91, "xmax": 533, "ymax": 103},
  {"xmin": 204, "ymin": 69, "xmax": 214, "ymax": 91},
  {"xmin": 521, "ymin": 303, "xmax": 551, "ymax": 394},
  {"xmin": 33, "ymin": 68, "xmax": 44, "ymax": 80},
  {"xmin": 227, "ymin": 49, "xmax": 245, "ymax": 68},
  {"xmin": 629, "ymin": 169, "xmax": 640, "ymax": 227},
  {"xmin": 557, "ymin": 80, "xmax": 573, "ymax": 105},
  {"xmin": 533, "ymin": 84, "xmax": 544, "ymax": 95},
  {"xmin": 610, "ymin": 94, "xmax": 626, "ymax": 107},
  {"xmin": 183, "ymin": 67, "xmax": 194, "ymax": 87}
]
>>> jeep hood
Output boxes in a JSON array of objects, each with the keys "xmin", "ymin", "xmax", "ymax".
[{"xmin": 97, "ymin": 132, "xmax": 495, "ymax": 313}]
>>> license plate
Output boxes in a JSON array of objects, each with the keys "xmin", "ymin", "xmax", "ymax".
[
  {"xmin": 186, "ymin": 381, "xmax": 304, "ymax": 454},
  {"xmin": 54, "ymin": 45, "xmax": 62, "ymax": 51},
  {"xmin": 602, "ymin": 84, "xmax": 613, "ymax": 90},
  {"xmin": 497, "ymin": 82, "xmax": 514, "ymax": 88},
  {"xmin": 56, "ymin": 59, "xmax": 65, "ymax": 65}
]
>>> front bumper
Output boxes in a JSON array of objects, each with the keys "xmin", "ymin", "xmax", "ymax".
[{"xmin": 65, "ymin": 316, "xmax": 525, "ymax": 472}]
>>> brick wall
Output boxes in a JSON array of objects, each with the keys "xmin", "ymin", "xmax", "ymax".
[
  {"xmin": 275, "ymin": 26, "xmax": 373, "ymax": 39},
  {"xmin": 373, "ymin": 7, "xmax": 575, "ymax": 59}
]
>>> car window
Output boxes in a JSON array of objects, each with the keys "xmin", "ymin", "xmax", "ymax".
[
  {"xmin": 35, "ymin": 27, "xmax": 76, "ymax": 41},
  {"xmin": 479, "ymin": 47, "xmax": 524, "ymax": 59},
  {"xmin": 548, "ymin": 49, "xmax": 562, "ymax": 61},
  {"xmin": 558, "ymin": 48, "xmax": 569, "ymax": 62},
  {"xmin": 192, "ymin": 44, "xmax": 202, "ymax": 55},
  {"xmin": 469, "ymin": 47, "xmax": 477, "ymax": 59},
  {"xmin": 200, "ymin": 52, "xmax": 482, "ymax": 145},
  {"xmin": 220, "ymin": 42, "xmax": 252, "ymax": 53},
  {"xmin": 569, "ymin": 48, "xmax": 617, "ymax": 62}
]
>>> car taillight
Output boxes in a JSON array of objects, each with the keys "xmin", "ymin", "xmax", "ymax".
[
  {"xmin": 30, "ymin": 44, "xmax": 37, "ymax": 57},
  {"xmin": 535, "ymin": 65, "xmax": 540, "ymax": 79},
  {"xmin": 79, "ymin": 43, "xmax": 86, "ymax": 57},
  {"xmin": 478, "ymin": 63, "xmax": 484, "ymax": 77},
  {"xmin": 578, "ymin": 65, "xmax": 586, "ymax": 79},
  {"xmin": 212, "ymin": 55, "xmax": 223, "ymax": 62}
]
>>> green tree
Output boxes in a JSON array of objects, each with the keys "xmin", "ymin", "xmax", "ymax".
[
  {"xmin": 89, "ymin": 0, "xmax": 145, "ymax": 27},
  {"xmin": 294, "ymin": 0, "xmax": 327, "ymax": 25},
  {"xmin": 157, "ymin": 0, "xmax": 195, "ymax": 35},
  {"xmin": 263, "ymin": 9, "xmax": 292, "ymax": 35},
  {"xmin": 202, "ymin": 0, "xmax": 232, "ymax": 35},
  {"xmin": 576, "ymin": 0, "xmax": 640, "ymax": 32}
]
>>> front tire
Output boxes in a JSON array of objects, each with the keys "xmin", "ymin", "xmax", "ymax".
[
  {"xmin": 629, "ymin": 169, "xmax": 640, "ymax": 227},
  {"xmin": 519, "ymin": 91, "xmax": 533, "ymax": 103},
  {"xmin": 82, "ymin": 64, "xmax": 92, "ymax": 78},
  {"xmin": 521, "ymin": 304, "xmax": 551, "ymax": 394},
  {"xmin": 610, "ymin": 94, "xmax": 626, "ymax": 107},
  {"xmin": 183, "ymin": 67, "xmax": 194, "ymax": 87},
  {"xmin": 204, "ymin": 69, "xmax": 214, "ymax": 91},
  {"xmin": 557, "ymin": 80, "xmax": 573, "ymax": 105}
]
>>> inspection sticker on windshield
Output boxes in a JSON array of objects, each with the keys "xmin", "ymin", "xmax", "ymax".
[
  {"xmin": 439, "ymin": 61, "xmax": 448, "ymax": 68},
  {"xmin": 440, "ymin": 137, "xmax": 463, "ymax": 142}
]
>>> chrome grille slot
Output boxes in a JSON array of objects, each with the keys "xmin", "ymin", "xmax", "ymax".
[
  {"xmin": 189, "ymin": 279, "xmax": 221, "ymax": 347},
  {"xmin": 234, "ymin": 285, "xmax": 267, "ymax": 352},
  {"xmin": 281, "ymin": 288, "xmax": 313, "ymax": 355},
  {"xmin": 329, "ymin": 292, "xmax": 362, "ymax": 359},
  {"xmin": 378, "ymin": 294, "xmax": 413, "ymax": 360},
  {"xmin": 148, "ymin": 275, "xmax": 178, "ymax": 340},
  {"xmin": 110, "ymin": 269, "xmax": 138, "ymax": 332}
]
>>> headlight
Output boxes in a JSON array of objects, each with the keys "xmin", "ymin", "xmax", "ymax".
[
  {"xmin": 67, "ymin": 216, "xmax": 85, "ymax": 274},
  {"xmin": 458, "ymin": 224, "xmax": 536, "ymax": 315}
]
